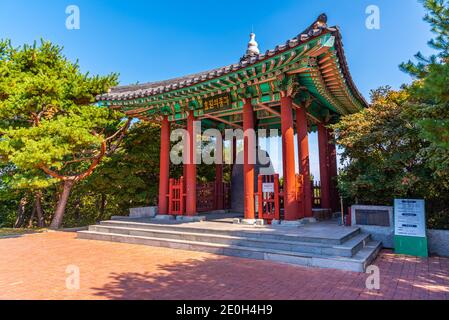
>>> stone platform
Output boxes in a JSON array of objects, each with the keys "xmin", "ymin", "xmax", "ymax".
[{"xmin": 78, "ymin": 215, "xmax": 381, "ymax": 272}]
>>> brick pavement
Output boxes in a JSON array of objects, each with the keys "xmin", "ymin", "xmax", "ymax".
[{"xmin": 0, "ymin": 232, "xmax": 448, "ymax": 300}]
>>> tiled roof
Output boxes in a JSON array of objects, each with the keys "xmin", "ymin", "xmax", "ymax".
[{"xmin": 98, "ymin": 13, "xmax": 365, "ymax": 103}]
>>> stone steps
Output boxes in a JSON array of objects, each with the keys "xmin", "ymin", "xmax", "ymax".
[
  {"xmin": 88, "ymin": 224, "xmax": 370, "ymax": 258},
  {"xmin": 77, "ymin": 220, "xmax": 382, "ymax": 272},
  {"xmin": 99, "ymin": 220, "xmax": 360, "ymax": 245},
  {"xmin": 78, "ymin": 229, "xmax": 381, "ymax": 272}
]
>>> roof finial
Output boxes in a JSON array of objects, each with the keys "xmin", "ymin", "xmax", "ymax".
[{"xmin": 245, "ymin": 32, "xmax": 260, "ymax": 58}]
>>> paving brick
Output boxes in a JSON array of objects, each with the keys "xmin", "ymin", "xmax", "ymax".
[{"xmin": 0, "ymin": 232, "xmax": 448, "ymax": 300}]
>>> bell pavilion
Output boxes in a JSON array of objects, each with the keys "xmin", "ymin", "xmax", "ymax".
[
  {"xmin": 97, "ymin": 14, "xmax": 367, "ymax": 224},
  {"xmin": 81, "ymin": 14, "xmax": 382, "ymax": 272}
]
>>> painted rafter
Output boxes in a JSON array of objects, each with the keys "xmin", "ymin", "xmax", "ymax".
[
  {"xmin": 307, "ymin": 67, "xmax": 348, "ymax": 115},
  {"xmin": 318, "ymin": 52, "xmax": 363, "ymax": 112},
  {"xmin": 201, "ymin": 113, "xmax": 243, "ymax": 130},
  {"xmin": 255, "ymin": 103, "xmax": 281, "ymax": 117},
  {"xmin": 292, "ymin": 102, "xmax": 322, "ymax": 126}
]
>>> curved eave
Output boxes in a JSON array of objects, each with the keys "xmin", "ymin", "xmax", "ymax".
[
  {"xmin": 98, "ymin": 32, "xmax": 330, "ymax": 102},
  {"xmin": 332, "ymin": 30, "xmax": 368, "ymax": 110},
  {"xmin": 98, "ymin": 16, "xmax": 367, "ymax": 121}
]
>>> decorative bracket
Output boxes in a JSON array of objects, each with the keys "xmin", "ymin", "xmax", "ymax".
[
  {"xmin": 236, "ymin": 85, "xmax": 257, "ymax": 102},
  {"xmin": 277, "ymin": 74, "xmax": 301, "ymax": 98}
]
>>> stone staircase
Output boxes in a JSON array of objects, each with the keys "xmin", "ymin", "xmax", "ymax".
[{"xmin": 77, "ymin": 219, "xmax": 382, "ymax": 272}]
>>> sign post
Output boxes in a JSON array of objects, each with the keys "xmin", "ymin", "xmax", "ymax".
[
  {"xmin": 394, "ymin": 199, "xmax": 428, "ymax": 257},
  {"xmin": 262, "ymin": 183, "xmax": 275, "ymax": 194}
]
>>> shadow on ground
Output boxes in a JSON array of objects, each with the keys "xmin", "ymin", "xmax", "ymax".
[
  {"xmin": 91, "ymin": 255, "xmax": 369, "ymax": 300},
  {"xmin": 90, "ymin": 250, "xmax": 449, "ymax": 300}
]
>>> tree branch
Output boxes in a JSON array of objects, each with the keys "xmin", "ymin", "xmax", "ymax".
[
  {"xmin": 39, "ymin": 118, "xmax": 132, "ymax": 182},
  {"xmin": 106, "ymin": 118, "xmax": 132, "ymax": 156}
]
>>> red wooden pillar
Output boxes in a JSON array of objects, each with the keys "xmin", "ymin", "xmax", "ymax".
[
  {"xmin": 281, "ymin": 95, "xmax": 300, "ymax": 221},
  {"xmin": 243, "ymin": 99, "xmax": 255, "ymax": 220},
  {"xmin": 215, "ymin": 138, "xmax": 224, "ymax": 211},
  {"xmin": 215, "ymin": 164, "xmax": 224, "ymax": 210},
  {"xmin": 296, "ymin": 107, "xmax": 313, "ymax": 218},
  {"xmin": 185, "ymin": 110, "xmax": 197, "ymax": 216},
  {"xmin": 182, "ymin": 128, "xmax": 188, "ymax": 212},
  {"xmin": 168, "ymin": 178, "xmax": 174, "ymax": 214},
  {"xmin": 158, "ymin": 116, "xmax": 170, "ymax": 215},
  {"xmin": 183, "ymin": 120, "xmax": 188, "ymax": 186},
  {"xmin": 318, "ymin": 124, "xmax": 331, "ymax": 209},
  {"xmin": 328, "ymin": 130, "xmax": 339, "ymax": 212}
]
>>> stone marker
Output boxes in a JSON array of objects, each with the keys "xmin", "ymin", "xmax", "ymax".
[{"xmin": 129, "ymin": 207, "xmax": 158, "ymax": 218}]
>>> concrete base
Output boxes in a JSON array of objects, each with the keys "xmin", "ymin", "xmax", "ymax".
[
  {"xmin": 356, "ymin": 225, "xmax": 394, "ymax": 249},
  {"xmin": 272, "ymin": 218, "xmax": 317, "ymax": 227},
  {"xmin": 234, "ymin": 219, "xmax": 265, "ymax": 226},
  {"xmin": 428, "ymin": 229, "xmax": 449, "ymax": 257},
  {"xmin": 176, "ymin": 216, "xmax": 206, "ymax": 223},
  {"xmin": 130, "ymin": 207, "xmax": 158, "ymax": 218},
  {"xmin": 301, "ymin": 217, "xmax": 318, "ymax": 224},
  {"xmin": 348, "ymin": 226, "xmax": 449, "ymax": 256},
  {"xmin": 153, "ymin": 215, "xmax": 175, "ymax": 221},
  {"xmin": 272, "ymin": 220, "xmax": 304, "ymax": 227},
  {"xmin": 111, "ymin": 216, "xmax": 132, "ymax": 221}
]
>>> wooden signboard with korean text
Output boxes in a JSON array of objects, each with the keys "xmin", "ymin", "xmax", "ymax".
[{"xmin": 203, "ymin": 93, "xmax": 232, "ymax": 114}]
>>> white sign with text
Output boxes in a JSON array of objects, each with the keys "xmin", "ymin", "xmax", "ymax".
[
  {"xmin": 262, "ymin": 183, "xmax": 275, "ymax": 193},
  {"xmin": 394, "ymin": 199, "xmax": 426, "ymax": 238}
]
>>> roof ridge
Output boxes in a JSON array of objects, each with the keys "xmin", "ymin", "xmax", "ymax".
[
  {"xmin": 103, "ymin": 14, "xmax": 333, "ymax": 99},
  {"xmin": 110, "ymin": 65, "xmax": 233, "ymax": 94}
]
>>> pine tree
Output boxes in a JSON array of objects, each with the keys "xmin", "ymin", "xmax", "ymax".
[
  {"xmin": 400, "ymin": 0, "xmax": 449, "ymax": 148},
  {"xmin": 0, "ymin": 40, "xmax": 130, "ymax": 229}
]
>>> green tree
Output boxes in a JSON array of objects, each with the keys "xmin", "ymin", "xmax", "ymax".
[
  {"xmin": 332, "ymin": 0, "xmax": 449, "ymax": 228},
  {"xmin": 0, "ymin": 163, "xmax": 20, "ymax": 227},
  {"xmin": 86, "ymin": 122, "xmax": 168, "ymax": 214},
  {"xmin": 332, "ymin": 88, "xmax": 433, "ymax": 204},
  {"xmin": 0, "ymin": 40, "xmax": 129, "ymax": 229},
  {"xmin": 332, "ymin": 87, "xmax": 449, "ymax": 228},
  {"xmin": 400, "ymin": 0, "xmax": 449, "ymax": 148},
  {"xmin": 400, "ymin": 0, "xmax": 449, "ymax": 202}
]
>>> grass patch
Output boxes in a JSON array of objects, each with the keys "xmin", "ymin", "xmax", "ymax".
[{"xmin": 0, "ymin": 228, "xmax": 46, "ymax": 237}]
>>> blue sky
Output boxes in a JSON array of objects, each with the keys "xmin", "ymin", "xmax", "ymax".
[{"xmin": 0, "ymin": 0, "xmax": 435, "ymax": 179}]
